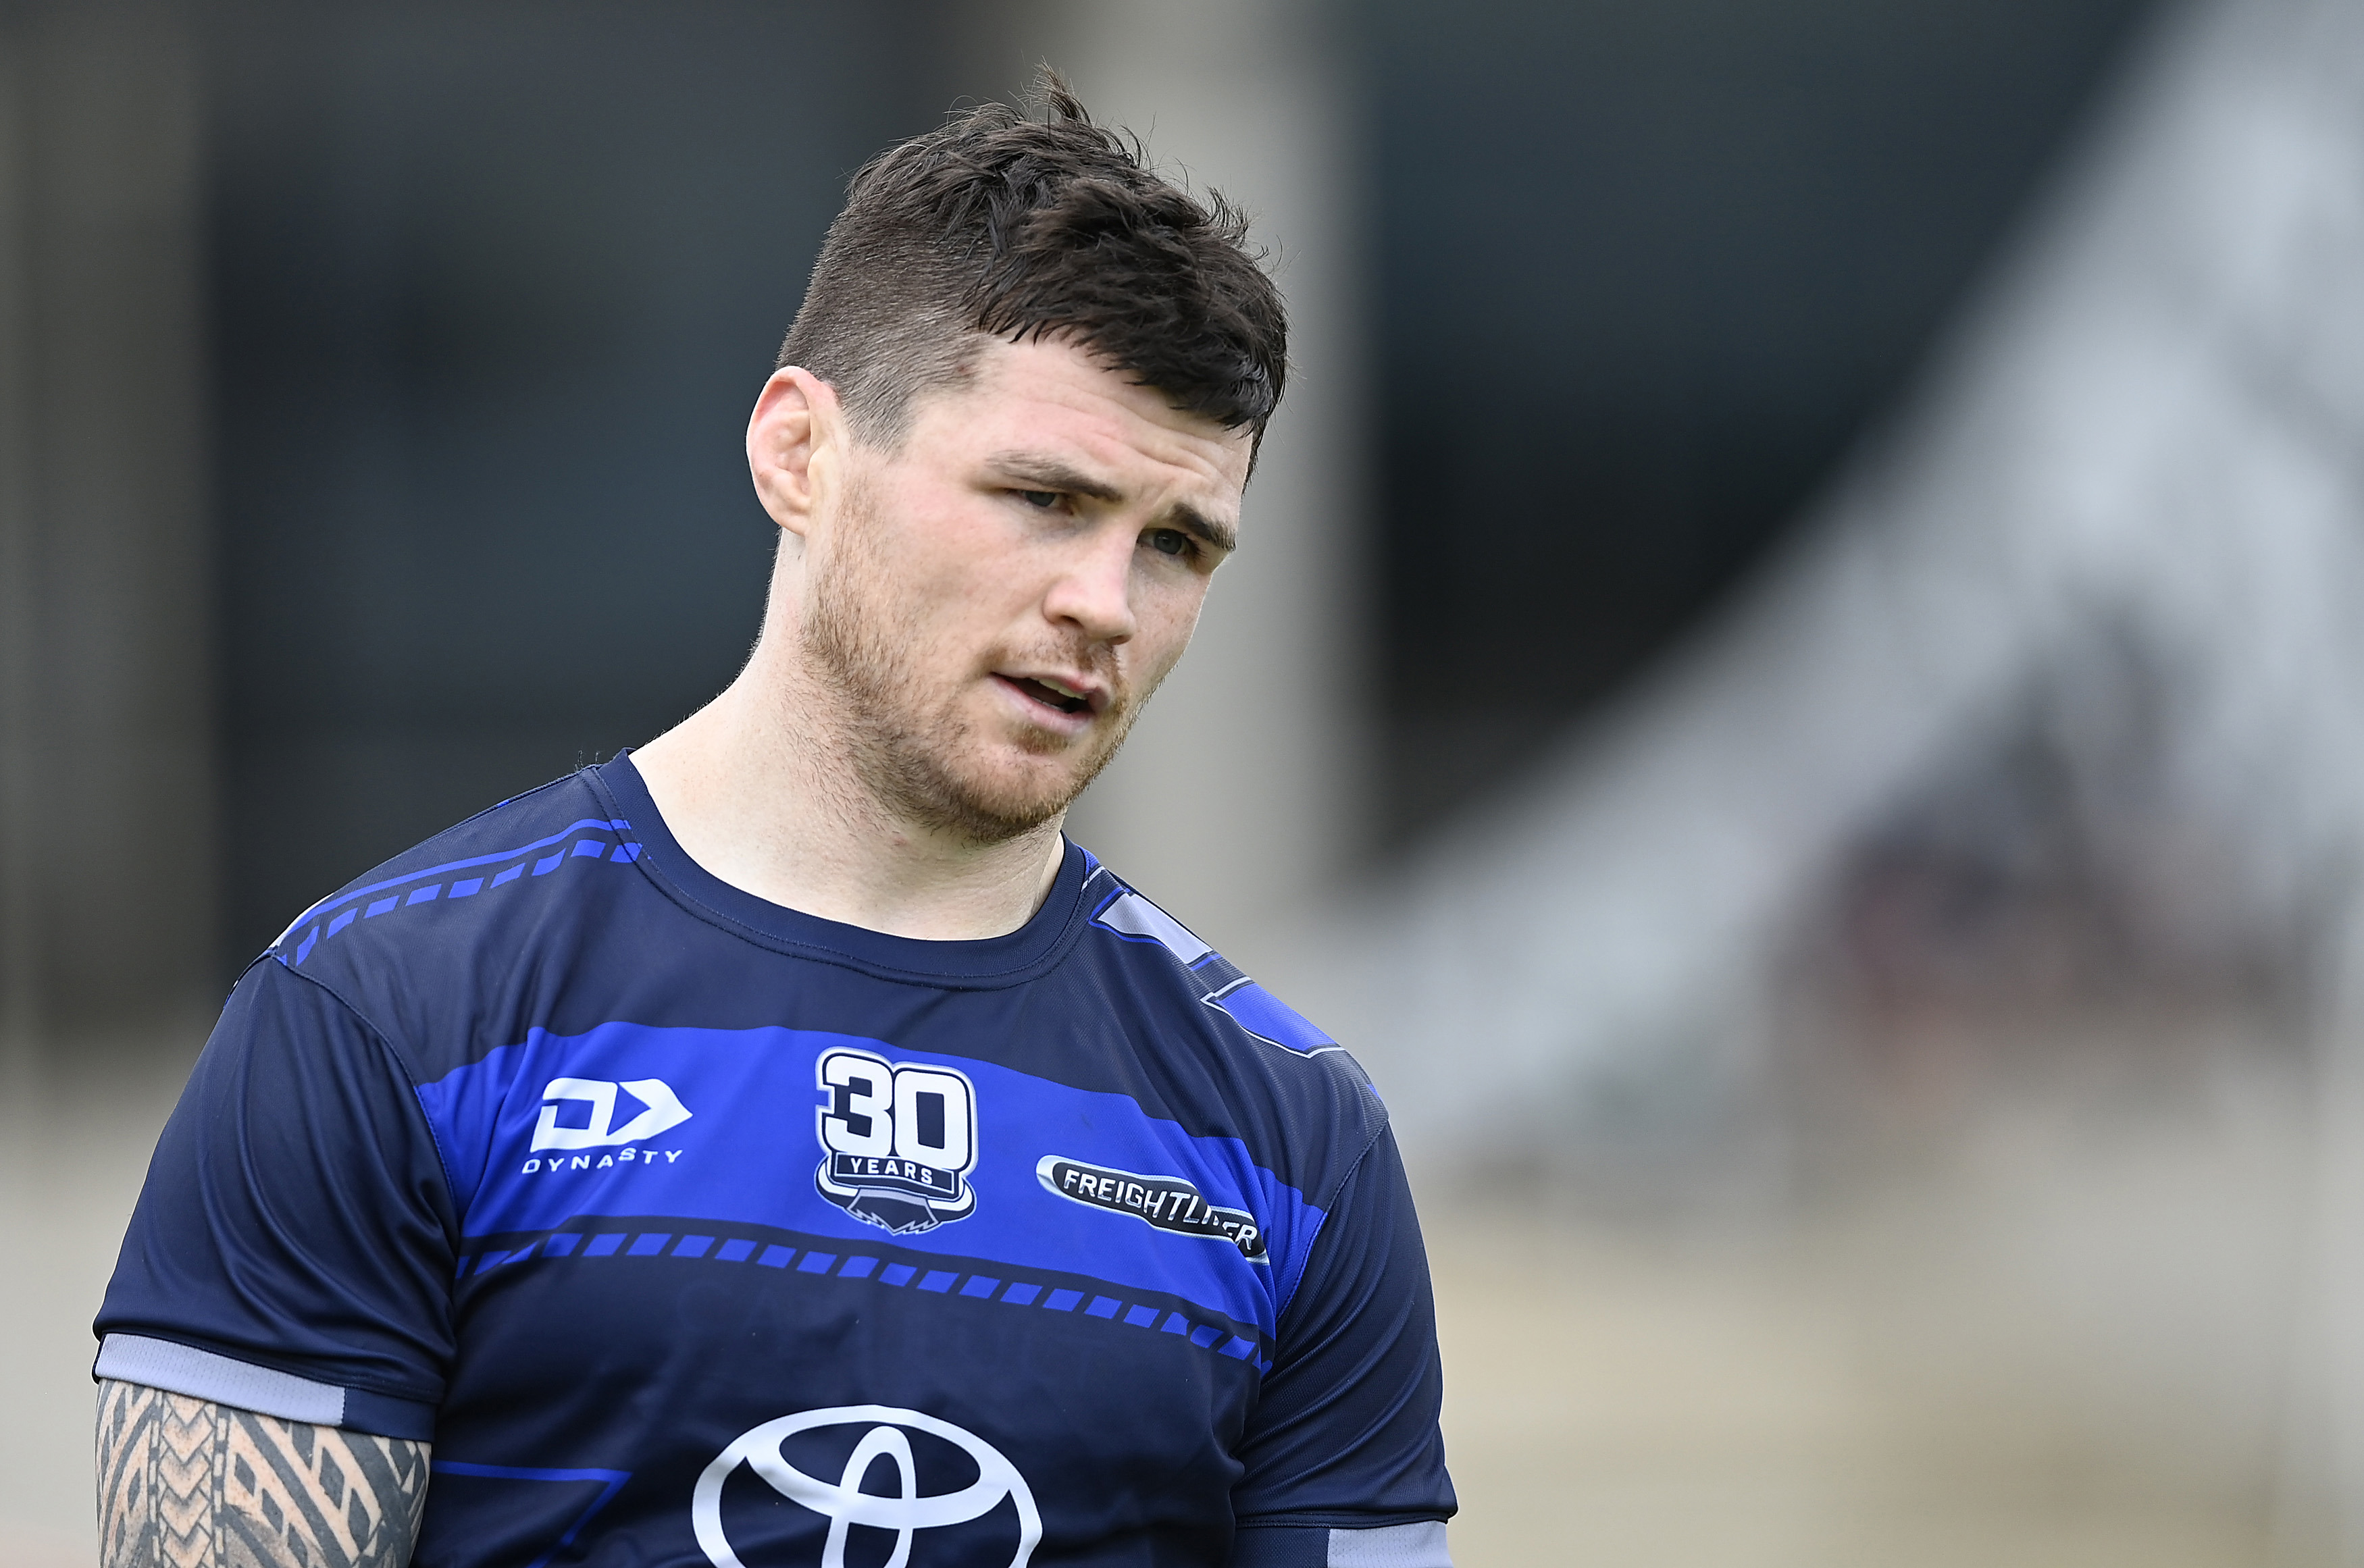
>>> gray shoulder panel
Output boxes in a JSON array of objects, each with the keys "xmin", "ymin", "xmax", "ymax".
[{"xmin": 1092, "ymin": 889, "xmax": 1214, "ymax": 966}]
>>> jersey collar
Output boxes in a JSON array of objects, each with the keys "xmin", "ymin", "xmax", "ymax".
[{"xmin": 586, "ymin": 751, "xmax": 1094, "ymax": 989}]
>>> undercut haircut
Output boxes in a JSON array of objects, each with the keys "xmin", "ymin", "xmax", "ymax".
[{"xmin": 777, "ymin": 71, "xmax": 1287, "ymax": 454}]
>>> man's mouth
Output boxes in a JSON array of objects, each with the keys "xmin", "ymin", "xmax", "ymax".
[{"xmin": 998, "ymin": 673, "xmax": 1095, "ymax": 716}]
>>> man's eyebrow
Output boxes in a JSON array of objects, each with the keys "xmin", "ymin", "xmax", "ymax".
[
  {"xmin": 985, "ymin": 451, "xmax": 1238, "ymax": 554},
  {"xmin": 1159, "ymin": 502, "xmax": 1238, "ymax": 556},
  {"xmin": 985, "ymin": 452, "xmax": 1124, "ymax": 504}
]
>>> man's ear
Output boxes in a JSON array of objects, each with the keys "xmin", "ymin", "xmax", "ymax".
[{"xmin": 746, "ymin": 367, "xmax": 842, "ymax": 536}]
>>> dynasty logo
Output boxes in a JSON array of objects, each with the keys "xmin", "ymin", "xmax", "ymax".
[
  {"xmin": 1036, "ymin": 1156, "xmax": 1266, "ymax": 1260},
  {"xmin": 815, "ymin": 1048, "xmax": 979, "ymax": 1235}
]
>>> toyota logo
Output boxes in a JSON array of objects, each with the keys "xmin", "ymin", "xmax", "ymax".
[{"xmin": 694, "ymin": 1405, "xmax": 1042, "ymax": 1568}]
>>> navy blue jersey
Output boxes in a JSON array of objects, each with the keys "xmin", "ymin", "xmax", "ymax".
[{"xmin": 97, "ymin": 757, "xmax": 1454, "ymax": 1568}]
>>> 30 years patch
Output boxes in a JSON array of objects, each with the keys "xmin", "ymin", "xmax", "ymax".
[{"xmin": 815, "ymin": 1048, "xmax": 978, "ymax": 1234}]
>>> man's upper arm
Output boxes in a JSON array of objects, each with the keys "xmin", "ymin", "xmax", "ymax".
[
  {"xmin": 95, "ymin": 956, "xmax": 457, "ymax": 1438},
  {"xmin": 96, "ymin": 1378, "xmax": 429, "ymax": 1568},
  {"xmin": 1229, "ymin": 1125, "xmax": 1456, "ymax": 1568}
]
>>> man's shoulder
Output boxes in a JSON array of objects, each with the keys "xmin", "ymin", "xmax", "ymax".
[
  {"xmin": 262, "ymin": 766, "xmax": 642, "ymax": 992},
  {"xmin": 1069, "ymin": 858, "xmax": 1389, "ymax": 1163}
]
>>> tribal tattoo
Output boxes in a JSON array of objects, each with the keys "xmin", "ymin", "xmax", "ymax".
[{"xmin": 95, "ymin": 1380, "xmax": 429, "ymax": 1568}]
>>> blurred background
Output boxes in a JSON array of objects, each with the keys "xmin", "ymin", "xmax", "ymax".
[{"xmin": 7, "ymin": 0, "xmax": 2364, "ymax": 1561}]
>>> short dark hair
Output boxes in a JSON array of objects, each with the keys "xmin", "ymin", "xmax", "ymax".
[{"xmin": 777, "ymin": 72, "xmax": 1287, "ymax": 453}]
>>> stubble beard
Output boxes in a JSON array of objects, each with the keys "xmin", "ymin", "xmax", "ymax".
[{"xmin": 802, "ymin": 480, "xmax": 1150, "ymax": 847}]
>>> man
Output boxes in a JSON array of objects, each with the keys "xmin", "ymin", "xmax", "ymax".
[{"xmin": 94, "ymin": 80, "xmax": 1454, "ymax": 1568}]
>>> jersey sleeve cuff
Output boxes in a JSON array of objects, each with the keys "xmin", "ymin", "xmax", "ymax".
[
  {"xmin": 1231, "ymin": 1521, "xmax": 1451, "ymax": 1568},
  {"xmin": 92, "ymin": 1334, "xmax": 436, "ymax": 1442}
]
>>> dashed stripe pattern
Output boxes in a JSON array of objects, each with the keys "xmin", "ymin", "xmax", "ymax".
[
  {"xmin": 457, "ymin": 1228, "xmax": 1273, "ymax": 1373},
  {"xmin": 284, "ymin": 826, "xmax": 643, "ymax": 966}
]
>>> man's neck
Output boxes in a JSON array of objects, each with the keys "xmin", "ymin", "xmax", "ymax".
[{"xmin": 627, "ymin": 661, "xmax": 1067, "ymax": 943}]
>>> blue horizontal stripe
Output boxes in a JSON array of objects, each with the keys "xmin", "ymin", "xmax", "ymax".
[{"xmin": 416, "ymin": 1021, "xmax": 1320, "ymax": 1340}]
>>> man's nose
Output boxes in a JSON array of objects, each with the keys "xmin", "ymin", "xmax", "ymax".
[{"xmin": 1041, "ymin": 527, "xmax": 1138, "ymax": 644}]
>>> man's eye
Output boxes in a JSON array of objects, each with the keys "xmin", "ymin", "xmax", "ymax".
[
  {"xmin": 1146, "ymin": 528, "xmax": 1194, "ymax": 558},
  {"xmin": 1016, "ymin": 490, "xmax": 1062, "ymax": 510}
]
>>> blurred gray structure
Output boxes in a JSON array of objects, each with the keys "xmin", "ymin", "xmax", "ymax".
[
  {"xmin": 1314, "ymin": 0, "xmax": 2362, "ymax": 1167},
  {"xmin": 0, "ymin": 3, "xmax": 215, "ymax": 1051},
  {"xmin": 1295, "ymin": 0, "xmax": 2364, "ymax": 1552}
]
